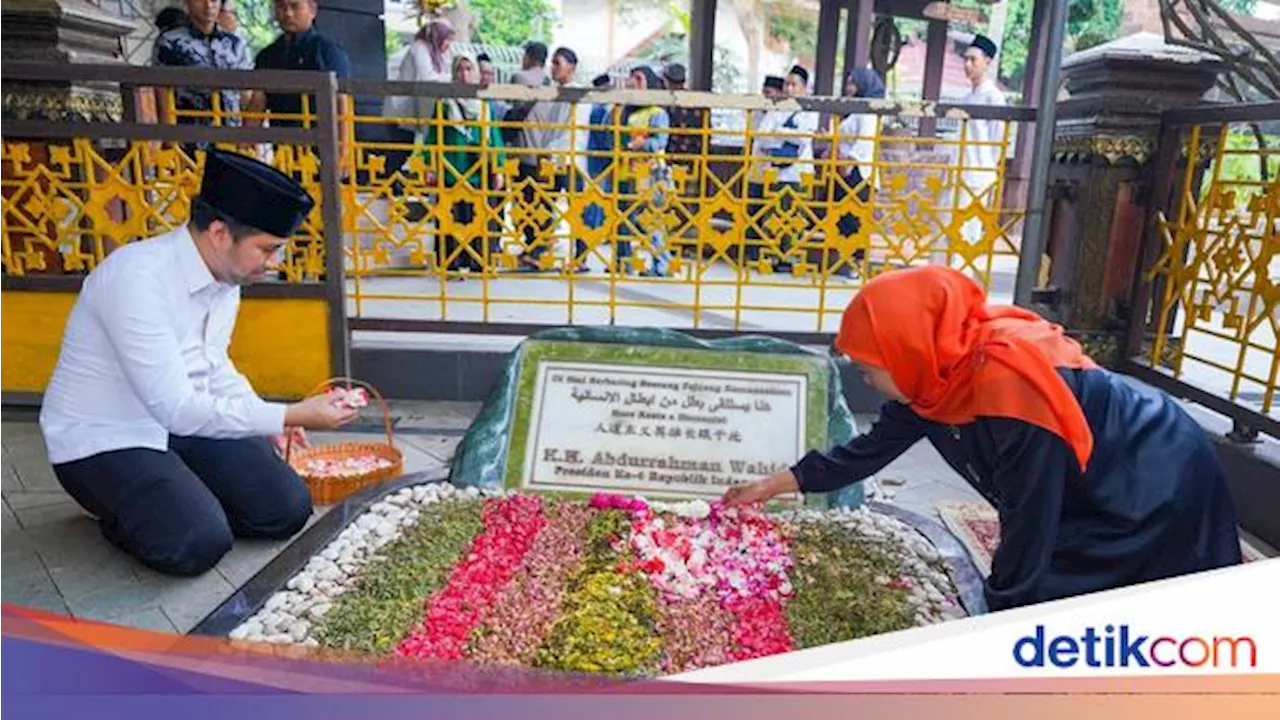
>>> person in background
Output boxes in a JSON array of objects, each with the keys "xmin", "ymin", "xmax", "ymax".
[
  {"xmin": 422, "ymin": 55, "xmax": 506, "ymax": 279},
  {"xmin": 476, "ymin": 53, "xmax": 509, "ymax": 121},
  {"xmin": 475, "ymin": 52, "xmax": 509, "ymax": 270},
  {"xmin": 477, "ymin": 52, "xmax": 499, "ymax": 86},
  {"xmin": 958, "ymin": 34, "xmax": 1008, "ymax": 249},
  {"xmin": 156, "ymin": 6, "xmax": 188, "ymax": 33},
  {"xmin": 754, "ymin": 64, "xmax": 819, "ymax": 273},
  {"xmin": 247, "ymin": 0, "xmax": 353, "ymax": 152},
  {"xmin": 152, "ymin": 0, "xmax": 253, "ymax": 131},
  {"xmin": 217, "ymin": 0, "xmax": 248, "ymax": 42},
  {"xmin": 504, "ymin": 41, "xmax": 550, "ymax": 151},
  {"xmin": 724, "ymin": 266, "xmax": 1243, "ymax": 612},
  {"xmin": 661, "ymin": 62, "xmax": 706, "ymax": 256},
  {"xmin": 385, "ymin": 15, "xmax": 455, "ymax": 129},
  {"xmin": 505, "ymin": 41, "xmax": 550, "ymax": 266},
  {"xmin": 743, "ymin": 75, "xmax": 784, "ymax": 266},
  {"xmin": 581, "ymin": 72, "xmax": 615, "ymax": 251},
  {"xmin": 615, "ymin": 66, "xmax": 671, "ymax": 277},
  {"xmin": 377, "ymin": 15, "xmax": 453, "ymax": 227},
  {"xmin": 246, "ymin": 0, "xmax": 353, "ymax": 280},
  {"xmin": 514, "ymin": 46, "xmax": 583, "ymax": 272},
  {"xmin": 39, "ymin": 150, "xmax": 359, "ymax": 577},
  {"xmin": 830, "ymin": 66, "xmax": 885, "ymax": 276},
  {"xmin": 662, "ymin": 62, "xmax": 706, "ymax": 161}
]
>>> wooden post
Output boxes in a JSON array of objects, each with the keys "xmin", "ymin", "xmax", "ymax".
[
  {"xmin": 843, "ymin": 0, "xmax": 873, "ymax": 74},
  {"xmin": 689, "ymin": 0, "xmax": 717, "ymax": 92},
  {"xmin": 814, "ymin": 0, "xmax": 841, "ymax": 96},
  {"xmin": 919, "ymin": 19, "xmax": 947, "ymax": 136}
]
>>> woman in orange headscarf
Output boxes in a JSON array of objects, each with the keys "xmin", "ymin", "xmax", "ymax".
[{"xmin": 724, "ymin": 266, "xmax": 1243, "ymax": 611}]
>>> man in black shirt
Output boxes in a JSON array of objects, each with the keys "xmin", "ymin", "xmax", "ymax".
[
  {"xmin": 246, "ymin": 0, "xmax": 352, "ymax": 280},
  {"xmin": 247, "ymin": 0, "xmax": 352, "ymax": 149},
  {"xmin": 662, "ymin": 63, "xmax": 707, "ymax": 257}
]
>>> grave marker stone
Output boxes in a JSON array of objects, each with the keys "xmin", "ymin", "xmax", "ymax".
[{"xmin": 451, "ymin": 327, "xmax": 865, "ymax": 508}]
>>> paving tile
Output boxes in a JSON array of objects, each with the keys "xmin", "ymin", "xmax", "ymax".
[
  {"xmin": 96, "ymin": 606, "xmax": 179, "ymax": 634},
  {"xmin": 1, "ymin": 420, "xmax": 43, "ymax": 442},
  {"xmin": 401, "ymin": 434, "xmax": 463, "ymax": 464},
  {"xmin": 63, "ymin": 581, "xmax": 173, "ymax": 624},
  {"xmin": 4, "ymin": 488, "xmax": 74, "ymax": 510},
  {"xmin": 29, "ymin": 519, "xmax": 150, "ymax": 600},
  {"xmin": 3, "ymin": 580, "xmax": 71, "ymax": 615},
  {"xmin": 151, "ymin": 572, "xmax": 236, "ymax": 633},
  {"xmin": 889, "ymin": 479, "xmax": 991, "ymax": 519},
  {"xmin": 9, "ymin": 465, "xmax": 62, "ymax": 493},
  {"xmin": 4, "ymin": 543, "xmax": 54, "ymax": 583},
  {"xmin": 3, "ymin": 436, "xmax": 62, "ymax": 492},
  {"xmin": 0, "ymin": 535, "xmax": 70, "ymax": 614},
  {"xmin": 397, "ymin": 442, "xmax": 447, "ymax": 474},
  {"xmin": 884, "ymin": 441, "xmax": 965, "ymax": 482},
  {"xmin": 2, "ymin": 496, "xmax": 20, "ymax": 529},
  {"xmin": 391, "ymin": 400, "xmax": 482, "ymax": 431},
  {"xmin": 10, "ymin": 497, "xmax": 91, "ymax": 530},
  {"xmin": 2, "ymin": 448, "xmax": 25, "ymax": 492},
  {"xmin": 213, "ymin": 538, "xmax": 292, "ymax": 589}
]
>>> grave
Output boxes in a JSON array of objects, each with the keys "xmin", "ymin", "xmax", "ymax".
[
  {"xmin": 449, "ymin": 326, "xmax": 863, "ymax": 508},
  {"xmin": 196, "ymin": 328, "xmax": 987, "ymax": 678}
]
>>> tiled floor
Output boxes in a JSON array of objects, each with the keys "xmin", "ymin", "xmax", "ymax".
[{"xmin": 1, "ymin": 402, "xmax": 987, "ymax": 634}]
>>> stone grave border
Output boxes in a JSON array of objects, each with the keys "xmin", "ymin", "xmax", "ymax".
[{"xmin": 189, "ymin": 472, "xmax": 988, "ymax": 638}]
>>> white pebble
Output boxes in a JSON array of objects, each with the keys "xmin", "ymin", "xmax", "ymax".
[
  {"xmin": 309, "ymin": 602, "xmax": 332, "ymax": 620},
  {"xmin": 288, "ymin": 620, "xmax": 311, "ymax": 642},
  {"xmin": 266, "ymin": 633, "xmax": 293, "ymax": 645}
]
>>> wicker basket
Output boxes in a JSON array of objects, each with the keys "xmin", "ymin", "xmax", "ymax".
[{"xmin": 285, "ymin": 377, "xmax": 404, "ymax": 505}]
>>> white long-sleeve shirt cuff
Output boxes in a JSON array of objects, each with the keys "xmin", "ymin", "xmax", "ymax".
[{"xmin": 254, "ymin": 400, "xmax": 289, "ymax": 437}]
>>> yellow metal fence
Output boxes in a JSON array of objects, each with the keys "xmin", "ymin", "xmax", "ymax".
[
  {"xmin": 3, "ymin": 81, "xmax": 1029, "ymax": 334},
  {"xmin": 1144, "ymin": 120, "xmax": 1280, "ymax": 418}
]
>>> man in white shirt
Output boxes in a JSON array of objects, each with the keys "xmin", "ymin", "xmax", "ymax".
[
  {"xmin": 958, "ymin": 35, "xmax": 1008, "ymax": 247},
  {"xmin": 39, "ymin": 149, "xmax": 359, "ymax": 577},
  {"xmin": 760, "ymin": 64, "xmax": 820, "ymax": 273},
  {"xmin": 516, "ymin": 46, "xmax": 585, "ymax": 271},
  {"xmin": 743, "ymin": 76, "xmax": 785, "ymax": 266}
]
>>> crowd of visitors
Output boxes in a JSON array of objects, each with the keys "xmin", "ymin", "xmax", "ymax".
[{"xmin": 150, "ymin": 2, "xmax": 1007, "ymax": 279}]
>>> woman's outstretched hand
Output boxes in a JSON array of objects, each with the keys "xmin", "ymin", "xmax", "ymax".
[{"xmin": 722, "ymin": 469, "xmax": 800, "ymax": 507}]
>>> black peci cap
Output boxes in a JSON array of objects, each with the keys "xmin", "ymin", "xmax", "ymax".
[
  {"xmin": 969, "ymin": 34, "xmax": 999, "ymax": 59},
  {"xmin": 198, "ymin": 149, "xmax": 315, "ymax": 239}
]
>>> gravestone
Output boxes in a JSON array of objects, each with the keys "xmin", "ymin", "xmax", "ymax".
[{"xmin": 451, "ymin": 326, "xmax": 865, "ymax": 509}]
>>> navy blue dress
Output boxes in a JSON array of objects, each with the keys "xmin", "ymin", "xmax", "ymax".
[{"xmin": 791, "ymin": 367, "xmax": 1243, "ymax": 611}]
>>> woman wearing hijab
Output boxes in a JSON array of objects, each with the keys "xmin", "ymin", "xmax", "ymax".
[
  {"xmin": 615, "ymin": 66, "xmax": 672, "ymax": 276},
  {"xmin": 383, "ymin": 16, "xmax": 457, "ymax": 223},
  {"xmin": 385, "ymin": 16, "xmax": 455, "ymax": 126},
  {"xmin": 723, "ymin": 266, "xmax": 1243, "ymax": 612},
  {"xmin": 421, "ymin": 55, "xmax": 506, "ymax": 277},
  {"xmin": 831, "ymin": 67, "xmax": 885, "ymax": 274}
]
